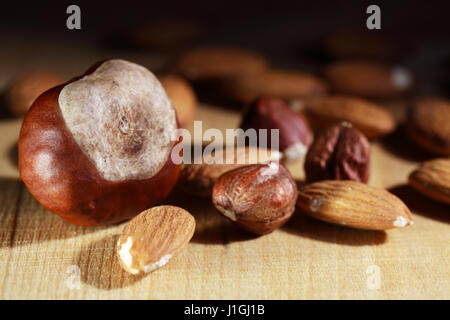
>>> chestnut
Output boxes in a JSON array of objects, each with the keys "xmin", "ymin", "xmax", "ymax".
[{"xmin": 18, "ymin": 59, "xmax": 182, "ymax": 226}]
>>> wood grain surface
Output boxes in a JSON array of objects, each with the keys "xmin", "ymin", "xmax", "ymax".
[{"xmin": 0, "ymin": 36, "xmax": 448, "ymax": 299}]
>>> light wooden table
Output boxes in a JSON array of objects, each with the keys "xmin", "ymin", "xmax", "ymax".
[{"xmin": 0, "ymin": 35, "xmax": 449, "ymax": 299}]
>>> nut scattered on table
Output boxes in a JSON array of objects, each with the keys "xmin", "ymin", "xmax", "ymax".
[
  {"xmin": 240, "ymin": 97, "xmax": 313, "ymax": 161},
  {"xmin": 406, "ymin": 97, "xmax": 450, "ymax": 156},
  {"xmin": 130, "ymin": 19, "xmax": 202, "ymax": 50},
  {"xmin": 179, "ymin": 146, "xmax": 282, "ymax": 197},
  {"xmin": 305, "ymin": 122, "xmax": 371, "ymax": 183},
  {"xmin": 322, "ymin": 29, "xmax": 405, "ymax": 60},
  {"xmin": 297, "ymin": 180, "xmax": 413, "ymax": 230},
  {"xmin": 176, "ymin": 47, "xmax": 268, "ymax": 81},
  {"xmin": 159, "ymin": 74, "xmax": 197, "ymax": 127},
  {"xmin": 224, "ymin": 69, "xmax": 328, "ymax": 105},
  {"xmin": 324, "ymin": 61, "xmax": 413, "ymax": 98},
  {"xmin": 19, "ymin": 59, "xmax": 181, "ymax": 226},
  {"xmin": 117, "ymin": 205, "xmax": 195, "ymax": 275},
  {"xmin": 212, "ymin": 162, "xmax": 298, "ymax": 235},
  {"xmin": 4, "ymin": 71, "xmax": 64, "ymax": 116},
  {"xmin": 409, "ymin": 158, "xmax": 450, "ymax": 205},
  {"xmin": 300, "ymin": 95, "xmax": 396, "ymax": 139}
]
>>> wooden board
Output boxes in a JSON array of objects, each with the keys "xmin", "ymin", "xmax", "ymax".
[
  {"xmin": 0, "ymin": 103, "xmax": 449, "ymax": 300},
  {"xmin": 0, "ymin": 36, "xmax": 448, "ymax": 300}
]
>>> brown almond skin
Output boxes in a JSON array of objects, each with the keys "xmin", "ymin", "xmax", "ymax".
[
  {"xmin": 240, "ymin": 97, "xmax": 313, "ymax": 161},
  {"xmin": 322, "ymin": 30, "xmax": 404, "ymax": 61},
  {"xmin": 406, "ymin": 98, "xmax": 450, "ymax": 156},
  {"xmin": 212, "ymin": 162, "xmax": 298, "ymax": 235},
  {"xmin": 4, "ymin": 71, "xmax": 65, "ymax": 116},
  {"xmin": 409, "ymin": 158, "xmax": 450, "ymax": 205},
  {"xmin": 225, "ymin": 70, "xmax": 328, "ymax": 104},
  {"xmin": 297, "ymin": 180, "xmax": 413, "ymax": 230},
  {"xmin": 18, "ymin": 61, "xmax": 181, "ymax": 226},
  {"xmin": 176, "ymin": 47, "xmax": 268, "ymax": 81},
  {"xmin": 305, "ymin": 122, "xmax": 370, "ymax": 183},
  {"xmin": 324, "ymin": 61, "xmax": 413, "ymax": 98},
  {"xmin": 159, "ymin": 74, "xmax": 197, "ymax": 127},
  {"xmin": 302, "ymin": 95, "xmax": 396, "ymax": 139},
  {"xmin": 179, "ymin": 146, "xmax": 281, "ymax": 198},
  {"xmin": 117, "ymin": 205, "xmax": 195, "ymax": 275}
]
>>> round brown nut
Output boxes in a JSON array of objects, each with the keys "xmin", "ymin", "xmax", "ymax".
[
  {"xmin": 159, "ymin": 74, "xmax": 197, "ymax": 127},
  {"xmin": 409, "ymin": 158, "xmax": 450, "ymax": 205},
  {"xmin": 324, "ymin": 61, "xmax": 413, "ymax": 98},
  {"xmin": 212, "ymin": 162, "xmax": 298, "ymax": 235},
  {"xmin": 4, "ymin": 71, "xmax": 64, "ymax": 116},
  {"xmin": 305, "ymin": 122, "xmax": 370, "ymax": 183},
  {"xmin": 225, "ymin": 70, "xmax": 328, "ymax": 104},
  {"xmin": 301, "ymin": 95, "xmax": 396, "ymax": 139},
  {"xmin": 175, "ymin": 47, "xmax": 268, "ymax": 81},
  {"xmin": 19, "ymin": 59, "xmax": 181, "ymax": 226},
  {"xmin": 240, "ymin": 97, "xmax": 313, "ymax": 161},
  {"xmin": 117, "ymin": 205, "xmax": 195, "ymax": 275},
  {"xmin": 179, "ymin": 146, "xmax": 282, "ymax": 198},
  {"xmin": 406, "ymin": 97, "xmax": 450, "ymax": 156}
]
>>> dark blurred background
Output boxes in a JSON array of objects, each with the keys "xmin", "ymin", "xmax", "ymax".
[{"xmin": 0, "ymin": 0, "xmax": 449, "ymax": 96}]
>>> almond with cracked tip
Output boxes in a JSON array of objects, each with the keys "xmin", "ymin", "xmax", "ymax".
[
  {"xmin": 179, "ymin": 146, "xmax": 282, "ymax": 197},
  {"xmin": 212, "ymin": 162, "xmax": 298, "ymax": 235},
  {"xmin": 300, "ymin": 95, "xmax": 396, "ymax": 139},
  {"xmin": 409, "ymin": 158, "xmax": 450, "ymax": 205},
  {"xmin": 297, "ymin": 180, "xmax": 413, "ymax": 230},
  {"xmin": 117, "ymin": 205, "xmax": 195, "ymax": 275},
  {"xmin": 406, "ymin": 97, "xmax": 450, "ymax": 156}
]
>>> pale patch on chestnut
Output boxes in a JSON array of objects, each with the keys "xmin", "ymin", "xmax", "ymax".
[{"xmin": 59, "ymin": 59, "xmax": 176, "ymax": 182}]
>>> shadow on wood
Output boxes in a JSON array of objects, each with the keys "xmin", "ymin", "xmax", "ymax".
[
  {"xmin": 282, "ymin": 210, "xmax": 387, "ymax": 246},
  {"xmin": 0, "ymin": 177, "xmax": 110, "ymax": 249},
  {"xmin": 73, "ymin": 234, "xmax": 145, "ymax": 290},
  {"xmin": 378, "ymin": 126, "xmax": 435, "ymax": 162},
  {"xmin": 162, "ymin": 189, "xmax": 259, "ymax": 245},
  {"xmin": 389, "ymin": 184, "xmax": 450, "ymax": 224}
]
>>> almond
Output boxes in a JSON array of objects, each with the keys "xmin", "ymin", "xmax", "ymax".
[
  {"xmin": 4, "ymin": 71, "xmax": 64, "ymax": 116},
  {"xmin": 117, "ymin": 205, "xmax": 195, "ymax": 275},
  {"xmin": 406, "ymin": 97, "xmax": 450, "ymax": 156},
  {"xmin": 324, "ymin": 61, "xmax": 413, "ymax": 98},
  {"xmin": 301, "ymin": 95, "xmax": 396, "ymax": 139},
  {"xmin": 159, "ymin": 74, "xmax": 197, "ymax": 127},
  {"xmin": 179, "ymin": 146, "xmax": 282, "ymax": 197},
  {"xmin": 297, "ymin": 180, "xmax": 413, "ymax": 230},
  {"xmin": 176, "ymin": 47, "xmax": 268, "ymax": 81},
  {"xmin": 224, "ymin": 69, "xmax": 328, "ymax": 104},
  {"xmin": 408, "ymin": 158, "xmax": 450, "ymax": 205}
]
